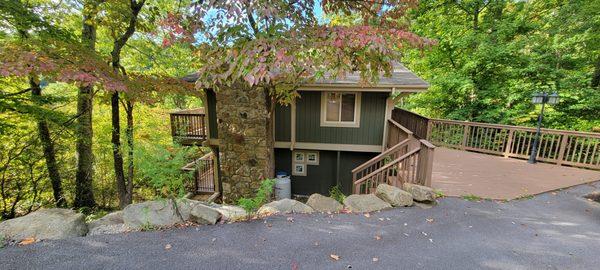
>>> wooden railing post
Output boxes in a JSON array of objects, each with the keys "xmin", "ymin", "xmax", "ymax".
[
  {"xmin": 461, "ymin": 124, "xmax": 470, "ymax": 150},
  {"xmin": 426, "ymin": 120, "xmax": 433, "ymax": 140},
  {"xmin": 556, "ymin": 134, "xmax": 569, "ymax": 166},
  {"xmin": 417, "ymin": 139, "xmax": 435, "ymax": 187},
  {"xmin": 504, "ymin": 129, "xmax": 514, "ymax": 158}
]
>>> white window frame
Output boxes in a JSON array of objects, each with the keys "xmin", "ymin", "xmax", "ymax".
[
  {"xmin": 320, "ymin": 91, "xmax": 361, "ymax": 128},
  {"xmin": 292, "ymin": 163, "xmax": 307, "ymax": 176},
  {"xmin": 306, "ymin": 151, "xmax": 319, "ymax": 165}
]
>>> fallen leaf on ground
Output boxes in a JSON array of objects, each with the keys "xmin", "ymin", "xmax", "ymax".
[
  {"xmin": 266, "ymin": 223, "xmax": 272, "ymax": 228},
  {"xmin": 426, "ymin": 218, "xmax": 434, "ymax": 223},
  {"xmin": 19, "ymin": 238, "xmax": 36, "ymax": 246},
  {"xmin": 364, "ymin": 213, "xmax": 370, "ymax": 218},
  {"xmin": 373, "ymin": 257, "xmax": 379, "ymax": 262},
  {"xmin": 330, "ymin": 254, "xmax": 340, "ymax": 261},
  {"xmin": 164, "ymin": 244, "xmax": 172, "ymax": 250},
  {"xmin": 374, "ymin": 235, "xmax": 382, "ymax": 240}
]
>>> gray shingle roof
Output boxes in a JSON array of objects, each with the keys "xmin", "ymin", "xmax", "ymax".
[
  {"xmin": 311, "ymin": 63, "xmax": 429, "ymax": 88},
  {"xmin": 182, "ymin": 63, "xmax": 429, "ymax": 89}
]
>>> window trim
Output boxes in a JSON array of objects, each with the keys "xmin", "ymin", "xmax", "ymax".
[{"xmin": 320, "ymin": 91, "xmax": 361, "ymax": 128}]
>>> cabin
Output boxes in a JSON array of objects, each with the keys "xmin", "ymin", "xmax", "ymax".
[{"xmin": 171, "ymin": 63, "xmax": 435, "ymax": 198}]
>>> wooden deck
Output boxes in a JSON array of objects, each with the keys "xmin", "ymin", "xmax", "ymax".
[{"xmin": 432, "ymin": 147, "xmax": 600, "ymax": 200}]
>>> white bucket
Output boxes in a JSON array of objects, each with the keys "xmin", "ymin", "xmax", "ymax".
[{"xmin": 275, "ymin": 175, "xmax": 291, "ymax": 200}]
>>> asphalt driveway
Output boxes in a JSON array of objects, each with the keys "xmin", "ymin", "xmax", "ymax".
[{"xmin": 1, "ymin": 182, "xmax": 599, "ymax": 270}]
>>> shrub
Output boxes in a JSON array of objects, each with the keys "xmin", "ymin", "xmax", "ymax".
[
  {"xmin": 237, "ymin": 179, "xmax": 276, "ymax": 213},
  {"xmin": 135, "ymin": 143, "xmax": 196, "ymax": 199},
  {"xmin": 329, "ymin": 184, "xmax": 346, "ymax": 203}
]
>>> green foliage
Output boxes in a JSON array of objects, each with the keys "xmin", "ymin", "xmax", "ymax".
[
  {"xmin": 84, "ymin": 209, "xmax": 109, "ymax": 223},
  {"xmin": 462, "ymin": 194, "xmax": 483, "ymax": 202},
  {"xmin": 404, "ymin": 0, "xmax": 600, "ymax": 131},
  {"xmin": 237, "ymin": 179, "xmax": 276, "ymax": 213},
  {"xmin": 134, "ymin": 143, "xmax": 196, "ymax": 199},
  {"xmin": 329, "ymin": 185, "xmax": 346, "ymax": 204}
]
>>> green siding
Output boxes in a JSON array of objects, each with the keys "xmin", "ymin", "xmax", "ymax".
[
  {"xmin": 275, "ymin": 149, "xmax": 376, "ymax": 195},
  {"xmin": 206, "ymin": 89, "xmax": 218, "ymax": 139},
  {"xmin": 295, "ymin": 91, "xmax": 387, "ymax": 145},
  {"xmin": 275, "ymin": 104, "xmax": 291, "ymax": 141}
]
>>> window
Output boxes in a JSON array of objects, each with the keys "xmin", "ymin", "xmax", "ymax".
[
  {"xmin": 321, "ymin": 92, "xmax": 361, "ymax": 127},
  {"xmin": 306, "ymin": 152, "xmax": 319, "ymax": 165}
]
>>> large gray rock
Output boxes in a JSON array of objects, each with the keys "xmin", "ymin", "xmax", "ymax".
[
  {"xmin": 210, "ymin": 205, "xmax": 248, "ymax": 222},
  {"xmin": 123, "ymin": 199, "xmax": 187, "ymax": 229},
  {"xmin": 402, "ymin": 183, "xmax": 436, "ymax": 202},
  {"xmin": 88, "ymin": 211, "xmax": 123, "ymax": 231},
  {"xmin": 257, "ymin": 199, "xmax": 314, "ymax": 216},
  {"xmin": 0, "ymin": 208, "xmax": 87, "ymax": 241},
  {"xmin": 87, "ymin": 211, "xmax": 127, "ymax": 236},
  {"xmin": 306, "ymin": 194, "xmax": 343, "ymax": 212},
  {"xmin": 88, "ymin": 224, "xmax": 129, "ymax": 236},
  {"xmin": 189, "ymin": 204, "xmax": 221, "ymax": 225},
  {"xmin": 343, "ymin": 194, "xmax": 392, "ymax": 213},
  {"xmin": 376, "ymin": 184, "xmax": 414, "ymax": 207}
]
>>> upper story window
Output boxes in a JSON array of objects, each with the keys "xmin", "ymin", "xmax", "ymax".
[{"xmin": 320, "ymin": 92, "xmax": 361, "ymax": 128}]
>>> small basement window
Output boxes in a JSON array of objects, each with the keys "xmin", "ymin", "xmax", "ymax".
[{"xmin": 320, "ymin": 92, "xmax": 361, "ymax": 127}]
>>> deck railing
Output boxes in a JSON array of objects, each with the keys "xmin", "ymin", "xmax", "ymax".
[
  {"xmin": 429, "ymin": 119, "xmax": 600, "ymax": 170},
  {"xmin": 353, "ymin": 139, "xmax": 435, "ymax": 194},
  {"xmin": 392, "ymin": 108, "xmax": 430, "ymax": 139},
  {"xmin": 386, "ymin": 119, "xmax": 415, "ymax": 149},
  {"xmin": 393, "ymin": 107, "xmax": 600, "ymax": 170},
  {"xmin": 169, "ymin": 108, "xmax": 207, "ymax": 143},
  {"xmin": 182, "ymin": 152, "xmax": 216, "ymax": 193}
]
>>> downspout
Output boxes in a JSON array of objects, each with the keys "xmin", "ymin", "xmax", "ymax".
[
  {"xmin": 290, "ymin": 98, "xmax": 296, "ymax": 150},
  {"xmin": 336, "ymin": 151, "xmax": 341, "ymax": 187}
]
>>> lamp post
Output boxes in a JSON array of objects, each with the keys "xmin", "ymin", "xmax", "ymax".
[{"xmin": 528, "ymin": 92, "xmax": 559, "ymax": 164}]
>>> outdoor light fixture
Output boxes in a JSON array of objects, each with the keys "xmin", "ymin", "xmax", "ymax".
[{"xmin": 528, "ymin": 92, "xmax": 559, "ymax": 164}]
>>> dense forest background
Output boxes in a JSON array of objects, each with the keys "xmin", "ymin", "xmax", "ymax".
[
  {"xmin": 403, "ymin": 0, "xmax": 599, "ymax": 131},
  {"xmin": 1, "ymin": 0, "xmax": 598, "ymax": 220}
]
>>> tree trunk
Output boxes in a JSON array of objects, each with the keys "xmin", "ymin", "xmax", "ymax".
[
  {"xmin": 592, "ymin": 55, "xmax": 600, "ymax": 88},
  {"xmin": 111, "ymin": 92, "xmax": 128, "ymax": 209},
  {"xmin": 30, "ymin": 77, "xmax": 66, "ymax": 207},
  {"xmin": 109, "ymin": 0, "xmax": 144, "ymax": 208},
  {"xmin": 74, "ymin": 2, "xmax": 99, "ymax": 208},
  {"xmin": 125, "ymin": 101, "xmax": 134, "ymax": 204}
]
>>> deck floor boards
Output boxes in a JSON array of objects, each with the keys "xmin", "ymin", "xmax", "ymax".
[{"xmin": 432, "ymin": 147, "xmax": 600, "ymax": 200}]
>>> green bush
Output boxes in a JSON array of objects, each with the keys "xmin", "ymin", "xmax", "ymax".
[
  {"xmin": 329, "ymin": 184, "xmax": 346, "ymax": 203},
  {"xmin": 237, "ymin": 179, "xmax": 276, "ymax": 213},
  {"xmin": 135, "ymin": 143, "xmax": 196, "ymax": 199}
]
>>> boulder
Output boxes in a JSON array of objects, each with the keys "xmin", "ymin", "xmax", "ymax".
[
  {"xmin": 88, "ymin": 211, "xmax": 123, "ymax": 231},
  {"xmin": 343, "ymin": 194, "xmax": 392, "ymax": 213},
  {"xmin": 88, "ymin": 224, "xmax": 129, "ymax": 236},
  {"xmin": 87, "ymin": 211, "xmax": 127, "ymax": 236},
  {"xmin": 211, "ymin": 205, "xmax": 248, "ymax": 222},
  {"xmin": 306, "ymin": 194, "xmax": 343, "ymax": 212},
  {"xmin": 123, "ymin": 199, "xmax": 186, "ymax": 229},
  {"xmin": 257, "ymin": 199, "xmax": 314, "ymax": 216},
  {"xmin": 402, "ymin": 183, "xmax": 436, "ymax": 202},
  {"xmin": 0, "ymin": 208, "xmax": 87, "ymax": 241},
  {"xmin": 189, "ymin": 204, "xmax": 221, "ymax": 225},
  {"xmin": 375, "ymin": 184, "xmax": 414, "ymax": 207}
]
